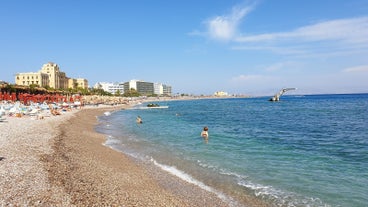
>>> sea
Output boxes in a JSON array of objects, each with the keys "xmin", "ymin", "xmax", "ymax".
[{"xmin": 95, "ymin": 94, "xmax": 368, "ymax": 207}]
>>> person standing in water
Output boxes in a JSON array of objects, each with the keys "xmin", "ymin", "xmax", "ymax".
[
  {"xmin": 136, "ymin": 116, "xmax": 142, "ymax": 124},
  {"xmin": 201, "ymin": 126, "xmax": 209, "ymax": 143}
]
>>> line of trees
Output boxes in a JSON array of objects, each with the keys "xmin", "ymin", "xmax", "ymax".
[{"xmin": 0, "ymin": 83, "xmax": 148, "ymax": 97}]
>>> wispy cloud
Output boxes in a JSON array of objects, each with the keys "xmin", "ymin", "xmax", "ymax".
[
  {"xmin": 204, "ymin": 4, "xmax": 254, "ymax": 41},
  {"xmin": 197, "ymin": 3, "xmax": 368, "ymax": 56},
  {"xmin": 233, "ymin": 16, "xmax": 368, "ymax": 56},
  {"xmin": 343, "ymin": 65, "xmax": 368, "ymax": 73},
  {"xmin": 235, "ymin": 17, "xmax": 368, "ymax": 44}
]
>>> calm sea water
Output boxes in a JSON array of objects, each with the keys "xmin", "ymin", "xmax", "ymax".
[{"xmin": 95, "ymin": 94, "xmax": 368, "ymax": 207}]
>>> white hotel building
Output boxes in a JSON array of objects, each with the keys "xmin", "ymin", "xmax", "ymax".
[
  {"xmin": 95, "ymin": 80, "xmax": 172, "ymax": 96},
  {"xmin": 93, "ymin": 82, "xmax": 124, "ymax": 95}
]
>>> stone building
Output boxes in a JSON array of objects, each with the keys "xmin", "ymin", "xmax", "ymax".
[{"xmin": 15, "ymin": 62, "xmax": 88, "ymax": 90}]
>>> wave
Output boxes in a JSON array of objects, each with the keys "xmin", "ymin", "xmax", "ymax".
[
  {"xmin": 197, "ymin": 159, "xmax": 328, "ymax": 207},
  {"xmin": 237, "ymin": 180, "xmax": 328, "ymax": 207},
  {"xmin": 150, "ymin": 157, "xmax": 240, "ymax": 207}
]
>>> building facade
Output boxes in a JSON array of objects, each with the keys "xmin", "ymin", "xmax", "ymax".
[
  {"xmin": 154, "ymin": 83, "xmax": 172, "ymax": 96},
  {"xmin": 15, "ymin": 72, "xmax": 49, "ymax": 87},
  {"xmin": 76, "ymin": 78, "xmax": 88, "ymax": 90},
  {"xmin": 39, "ymin": 62, "xmax": 62, "ymax": 89},
  {"xmin": 123, "ymin": 80, "xmax": 154, "ymax": 96},
  {"xmin": 214, "ymin": 91, "xmax": 229, "ymax": 97},
  {"xmin": 93, "ymin": 82, "xmax": 124, "ymax": 95},
  {"xmin": 122, "ymin": 80, "xmax": 171, "ymax": 96},
  {"xmin": 15, "ymin": 62, "xmax": 88, "ymax": 90}
]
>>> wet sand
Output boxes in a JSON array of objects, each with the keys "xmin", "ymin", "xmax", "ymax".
[{"xmin": 1, "ymin": 107, "xmax": 231, "ymax": 206}]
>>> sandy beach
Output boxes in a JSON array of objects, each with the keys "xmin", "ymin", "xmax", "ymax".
[{"xmin": 0, "ymin": 106, "xmax": 231, "ymax": 206}]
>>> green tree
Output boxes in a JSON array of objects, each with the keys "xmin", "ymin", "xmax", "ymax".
[
  {"xmin": 115, "ymin": 89, "xmax": 121, "ymax": 96},
  {"xmin": 123, "ymin": 88, "xmax": 140, "ymax": 97}
]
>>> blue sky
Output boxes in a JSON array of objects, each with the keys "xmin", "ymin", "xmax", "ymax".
[{"xmin": 1, "ymin": 0, "xmax": 367, "ymax": 95}]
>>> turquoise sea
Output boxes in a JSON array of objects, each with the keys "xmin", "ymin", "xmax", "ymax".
[{"xmin": 95, "ymin": 94, "xmax": 368, "ymax": 207}]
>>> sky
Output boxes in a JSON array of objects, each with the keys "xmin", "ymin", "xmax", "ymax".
[{"xmin": 1, "ymin": 0, "xmax": 368, "ymax": 96}]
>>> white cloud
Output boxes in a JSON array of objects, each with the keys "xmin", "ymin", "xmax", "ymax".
[
  {"xmin": 198, "ymin": 1, "xmax": 368, "ymax": 58},
  {"xmin": 343, "ymin": 65, "xmax": 368, "ymax": 73},
  {"xmin": 205, "ymin": 4, "xmax": 253, "ymax": 41},
  {"xmin": 233, "ymin": 17, "xmax": 368, "ymax": 57},
  {"xmin": 235, "ymin": 17, "xmax": 368, "ymax": 44}
]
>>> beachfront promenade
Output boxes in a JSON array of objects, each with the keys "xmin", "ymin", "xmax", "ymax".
[{"xmin": 0, "ymin": 99, "xmax": 232, "ymax": 206}]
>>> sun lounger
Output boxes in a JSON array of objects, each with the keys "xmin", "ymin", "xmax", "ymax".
[{"xmin": 0, "ymin": 115, "xmax": 6, "ymax": 122}]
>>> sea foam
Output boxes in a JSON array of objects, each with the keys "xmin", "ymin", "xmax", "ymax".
[{"xmin": 150, "ymin": 157, "xmax": 239, "ymax": 207}]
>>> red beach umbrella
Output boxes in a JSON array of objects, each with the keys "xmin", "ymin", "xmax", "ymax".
[
  {"xmin": 5, "ymin": 92, "xmax": 9, "ymax": 101},
  {"xmin": 11, "ymin": 92, "xmax": 16, "ymax": 101},
  {"xmin": 18, "ymin": 93, "xmax": 23, "ymax": 101},
  {"xmin": 35, "ymin": 94, "xmax": 41, "ymax": 102}
]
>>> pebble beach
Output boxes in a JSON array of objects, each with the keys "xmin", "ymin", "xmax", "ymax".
[{"xmin": 0, "ymin": 105, "xmax": 230, "ymax": 206}]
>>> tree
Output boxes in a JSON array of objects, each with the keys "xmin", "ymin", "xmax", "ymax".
[
  {"xmin": 115, "ymin": 89, "xmax": 121, "ymax": 96},
  {"xmin": 123, "ymin": 88, "xmax": 140, "ymax": 97},
  {"xmin": 29, "ymin": 84, "xmax": 39, "ymax": 94}
]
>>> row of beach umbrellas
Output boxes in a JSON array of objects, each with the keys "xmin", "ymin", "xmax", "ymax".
[{"xmin": 0, "ymin": 92, "xmax": 81, "ymax": 105}]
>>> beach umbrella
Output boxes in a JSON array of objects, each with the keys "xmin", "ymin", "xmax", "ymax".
[
  {"xmin": 26, "ymin": 94, "xmax": 33, "ymax": 105},
  {"xmin": 55, "ymin": 94, "xmax": 61, "ymax": 102},
  {"xmin": 32, "ymin": 94, "xmax": 38, "ymax": 103},
  {"xmin": 35, "ymin": 94, "xmax": 42, "ymax": 102},
  {"xmin": 23, "ymin": 95, "xmax": 28, "ymax": 105},
  {"xmin": 45, "ymin": 94, "xmax": 50, "ymax": 102},
  {"xmin": 11, "ymin": 92, "xmax": 16, "ymax": 101},
  {"xmin": 40, "ymin": 94, "xmax": 45, "ymax": 102},
  {"xmin": 18, "ymin": 93, "xmax": 24, "ymax": 101}
]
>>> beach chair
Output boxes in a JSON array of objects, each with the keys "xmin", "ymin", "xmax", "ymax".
[{"xmin": 0, "ymin": 114, "xmax": 6, "ymax": 122}]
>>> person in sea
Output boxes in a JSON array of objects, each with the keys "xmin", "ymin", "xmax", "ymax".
[
  {"xmin": 136, "ymin": 116, "xmax": 142, "ymax": 124},
  {"xmin": 201, "ymin": 126, "xmax": 209, "ymax": 143}
]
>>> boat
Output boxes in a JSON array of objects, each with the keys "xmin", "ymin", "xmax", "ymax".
[{"xmin": 135, "ymin": 103, "xmax": 169, "ymax": 109}]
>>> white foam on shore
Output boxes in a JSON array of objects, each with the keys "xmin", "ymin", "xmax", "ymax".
[
  {"xmin": 196, "ymin": 158, "xmax": 327, "ymax": 206},
  {"xmin": 237, "ymin": 180, "xmax": 326, "ymax": 207},
  {"xmin": 150, "ymin": 157, "xmax": 240, "ymax": 207}
]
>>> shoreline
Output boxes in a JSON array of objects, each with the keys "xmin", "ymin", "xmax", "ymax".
[{"xmin": 0, "ymin": 105, "xmax": 233, "ymax": 206}]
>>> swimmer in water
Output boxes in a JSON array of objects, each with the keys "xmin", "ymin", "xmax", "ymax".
[
  {"xmin": 201, "ymin": 126, "xmax": 209, "ymax": 143},
  {"xmin": 136, "ymin": 116, "xmax": 142, "ymax": 124}
]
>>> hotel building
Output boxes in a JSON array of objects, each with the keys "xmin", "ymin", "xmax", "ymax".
[
  {"xmin": 93, "ymin": 82, "xmax": 124, "ymax": 95},
  {"xmin": 95, "ymin": 80, "xmax": 172, "ymax": 96},
  {"xmin": 154, "ymin": 83, "xmax": 172, "ymax": 96},
  {"xmin": 15, "ymin": 62, "xmax": 88, "ymax": 90},
  {"xmin": 123, "ymin": 80, "xmax": 154, "ymax": 96}
]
